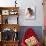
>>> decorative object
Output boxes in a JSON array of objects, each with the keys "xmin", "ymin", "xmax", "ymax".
[
  {"xmin": 15, "ymin": 0, "xmax": 17, "ymax": 7},
  {"xmin": 25, "ymin": 36, "xmax": 38, "ymax": 46},
  {"xmin": 25, "ymin": 7, "xmax": 36, "ymax": 20},
  {"xmin": 10, "ymin": 11, "xmax": 15, "ymax": 15},
  {"xmin": 9, "ymin": 10, "xmax": 18, "ymax": 15},
  {"xmin": 2, "ymin": 10, "xmax": 9, "ymax": 15}
]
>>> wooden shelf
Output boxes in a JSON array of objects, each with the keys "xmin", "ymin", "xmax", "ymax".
[
  {"xmin": 0, "ymin": 7, "xmax": 20, "ymax": 46},
  {"xmin": 0, "ymin": 7, "xmax": 19, "ymax": 24},
  {"xmin": 0, "ymin": 24, "xmax": 20, "ymax": 32},
  {"xmin": 0, "ymin": 7, "xmax": 19, "ymax": 10},
  {"xmin": 0, "ymin": 40, "xmax": 19, "ymax": 46}
]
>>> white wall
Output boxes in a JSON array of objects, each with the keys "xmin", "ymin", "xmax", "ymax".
[
  {"xmin": 0, "ymin": 0, "xmax": 15, "ymax": 7},
  {"xmin": 18, "ymin": 0, "xmax": 44, "ymax": 26},
  {"xmin": 0, "ymin": 0, "xmax": 44, "ymax": 26}
]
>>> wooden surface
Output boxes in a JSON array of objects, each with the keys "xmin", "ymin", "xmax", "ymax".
[
  {"xmin": 43, "ymin": 0, "xmax": 46, "ymax": 46},
  {"xmin": 0, "ymin": 24, "xmax": 20, "ymax": 46},
  {"xmin": 0, "ymin": 41, "xmax": 19, "ymax": 46},
  {"xmin": 0, "ymin": 7, "xmax": 20, "ymax": 46},
  {"xmin": 3, "ymin": 41, "xmax": 18, "ymax": 46},
  {"xmin": 0, "ymin": 7, "xmax": 19, "ymax": 24},
  {"xmin": 0, "ymin": 24, "xmax": 20, "ymax": 32}
]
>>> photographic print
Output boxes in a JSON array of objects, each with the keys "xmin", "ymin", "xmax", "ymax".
[{"xmin": 25, "ymin": 7, "xmax": 36, "ymax": 20}]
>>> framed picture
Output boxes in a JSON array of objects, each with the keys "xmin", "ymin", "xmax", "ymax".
[
  {"xmin": 9, "ymin": 10, "xmax": 18, "ymax": 15},
  {"xmin": 2, "ymin": 10, "xmax": 9, "ymax": 15},
  {"xmin": 25, "ymin": 7, "xmax": 36, "ymax": 20}
]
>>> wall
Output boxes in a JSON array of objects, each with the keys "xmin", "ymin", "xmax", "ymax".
[
  {"xmin": 0, "ymin": 0, "xmax": 15, "ymax": 7},
  {"xmin": 18, "ymin": 0, "xmax": 44, "ymax": 26},
  {"xmin": 0, "ymin": 0, "xmax": 44, "ymax": 26},
  {"xmin": 0, "ymin": 0, "xmax": 44, "ymax": 44}
]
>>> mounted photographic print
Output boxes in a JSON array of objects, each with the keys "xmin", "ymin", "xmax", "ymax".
[{"xmin": 25, "ymin": 7, "xmax": 36, "ymax": 20}]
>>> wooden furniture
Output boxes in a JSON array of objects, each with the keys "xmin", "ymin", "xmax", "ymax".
[
  {"xmin": 0, "ymin": 7, "xmax": 20, "ymax": 46},
  {"xmin": 43, "ymin": 0, "xmax": 46, "ymax": 46},
  {"xmin": 0, "ymin": 24, "xmax": 20, "ymax": 31},
  {"xmin": 0, "ymin": 41, "xmax": 2, "ymax": 46},
  {"xmin": 0, "ymin": 7, "xmax": 19, "ymax": 24},
  {"xmin": 44, "ymin": 27, "xmax": 46, "ymax": 46},
  {"xmin": 2, "ymin": 41, "xmax": 19, "ymax": 46},
  {"xmin": 0, "ymin": 41, "xmax": 19, "ymax": 46}
]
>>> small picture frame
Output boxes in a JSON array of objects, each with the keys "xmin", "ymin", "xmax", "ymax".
[
  {"xmin": 25, "ymin": 7, "xmax": 36, "ymax": 20},
  {"xmin": 2, "ymin": 10, "xmax": 9, "ymax": 15},
  {"xmin": 10, "ymin": 11, "xmax": 15, "ymax": 15}
]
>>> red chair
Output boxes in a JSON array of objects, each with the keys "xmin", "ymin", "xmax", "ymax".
[{"xmin": 21, "ymin": 28, "xmax": 41, "ymax": 46}]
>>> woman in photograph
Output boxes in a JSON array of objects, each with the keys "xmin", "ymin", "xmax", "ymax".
[{"xmin": 25, "ymin": 8, "xmax": 35, "ymax": 20}]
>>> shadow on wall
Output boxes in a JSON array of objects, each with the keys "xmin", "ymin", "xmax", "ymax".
[{"xmin": 18, "ymin": 26, "xmax": 43, "ymax": 44}]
